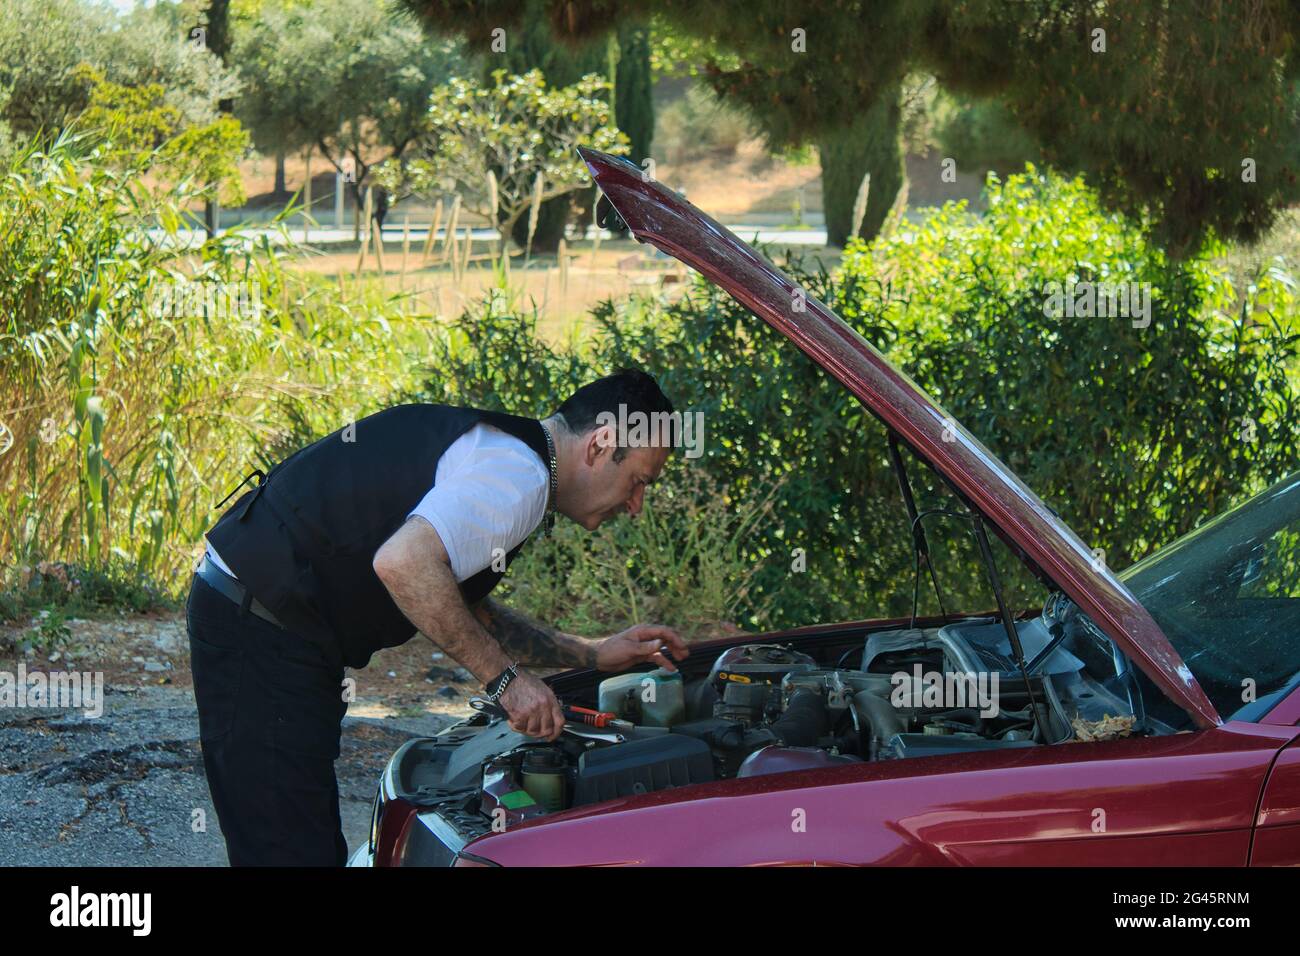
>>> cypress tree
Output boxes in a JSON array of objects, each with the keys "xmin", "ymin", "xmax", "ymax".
[
  {"xmin": 819, "ymin": 86, "xmax": 904, "ymax": 246},
  {"xmin": 615, "ymin": 21, "xmax": 654, "ymax": 166}
]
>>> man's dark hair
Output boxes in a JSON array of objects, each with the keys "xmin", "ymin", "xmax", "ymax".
[{"xmin": 553, "ymin": 368, "xmax": 675, "ymax": 461}]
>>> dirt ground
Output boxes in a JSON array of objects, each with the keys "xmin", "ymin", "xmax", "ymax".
[
  {"xmin": 1, "ymin": 610, "xmax": 486, "ymax": 718},
  {"xmin": 0, "ymin": 611, "xmax": 478, "ymax": 866}
]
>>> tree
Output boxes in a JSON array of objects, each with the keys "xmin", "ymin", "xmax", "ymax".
[
  {"xmin": 819, "ymin": 85, "xmax": 904, "ymax": 246},
  {"xmin": 232, "ymin": 0, "xmax": 466, "ymax": 238},
  {"xmin": 933, "ymin": 95, "xmax": 1041, "ymax": 178},
  {"xmin": 480, "ymin": 0, "xmax": 654, "ymax": 251},
  {"xmin": 199, "ymin": 0, "xmax": 235, "ymax": 236},
  {"xmin": 0, "ymin": 0, "xmax": 238, "ymax": 142},
  {"xmin": 231, "ymin": 0, "xmax": 325, "ymax": 197},
  {"xmin": 615, "ymin": 21, "xmax": 654, "ymax": 165},
  {"xmin": 74, "ymin": 67, "xmax": 251, "ymax": 207},
  {"xmin": 481, "ymin": 0, "xmax": 608, "ymax": 250},
  {"xmin": 381, "ymin": 69, "xmax": 627, "ymax": 247},
  {"xmin": 0, "ymin": 0, "xmax": 244, "ymax": 235},
  {"xmin": 403, "ymin": 0, "xmax": 1300, "ymax": 256}
]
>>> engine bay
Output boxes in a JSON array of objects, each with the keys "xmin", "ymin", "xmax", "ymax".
[{"xmin": 393, "ymin": 606, "xmax": 1149, "ymax": 831}]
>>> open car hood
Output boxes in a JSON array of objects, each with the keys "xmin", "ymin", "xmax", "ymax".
[{"xmin": 579, "ymin": 147, "xmax": 1218, "ymax": 730}]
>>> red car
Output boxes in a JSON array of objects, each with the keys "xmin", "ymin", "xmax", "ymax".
[{"xmin": 350, "ymin": 148, "xmax": 1300, "ymax": 867}]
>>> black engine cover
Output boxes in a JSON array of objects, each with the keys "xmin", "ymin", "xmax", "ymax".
[{"xmin": 573, "ymin": 735, "xmax": 714, "ymax": 806}]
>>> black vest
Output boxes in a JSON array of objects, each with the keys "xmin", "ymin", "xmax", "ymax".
[{"xmin": 205, "ymin": 404, "xmax": 549, "ymax": 669}]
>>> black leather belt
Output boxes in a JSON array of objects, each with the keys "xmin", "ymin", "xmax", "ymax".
[{"xmin": 196, "ymin": 554, "xmax": 283, "ymax": 628}]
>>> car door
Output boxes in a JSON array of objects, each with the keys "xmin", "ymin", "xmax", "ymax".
[
  {"xmin": 1254, "ymin": 738, "xmax": 1300, "ymax": 865},
  {"xmin": 1251, "ymin": 682, "xmax": 1300, "ymax": 866}
]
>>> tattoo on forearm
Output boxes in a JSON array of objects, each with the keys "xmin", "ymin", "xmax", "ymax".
[{"xmin": 478, "ymin": 599, "xmax": 598, "ymax": 669}]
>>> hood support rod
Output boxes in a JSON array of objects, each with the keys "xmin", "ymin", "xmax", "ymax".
[
  {"xmin": 885, "ymin": 430, "xmax": 1050, "ymax": 742},
  {"xmin": 887, "ymin": 432, "xmax": 950, "ymax": 627},
  {"xmin": 971, "ymin": 514, "xmax": 1050, "ymax": 743}
]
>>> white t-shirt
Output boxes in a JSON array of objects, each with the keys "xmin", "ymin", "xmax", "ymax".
[{"xmin": 205, "ymin": 422, "xmax": 549, "ymax": 583}]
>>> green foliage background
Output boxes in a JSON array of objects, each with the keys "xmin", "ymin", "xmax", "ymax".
[
  {"xmin": 2, "ymin": 126, "xmax": 1296, "ymax": 637},
  {"xmin": 409, "ymin": 169, "xmax": 1300, "ymax": 631}
]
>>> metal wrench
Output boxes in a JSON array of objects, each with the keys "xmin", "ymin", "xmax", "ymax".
[{"xmin": 468, "ymin": 696, "xmax": 626, "ymax": 743}]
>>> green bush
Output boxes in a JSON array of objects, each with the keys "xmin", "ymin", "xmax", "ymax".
[
  {"xmin": 412, "ymin": 263, "xmax": 928, "ymax": 631},
  {"xmin": 0, "ymin": 559, "xmax": 173, "ymax": 625},
  {"xmin": 655, "ymin": 84, "xmax": 753, "ymax": 164},
  {"xmin": 503, "ymin": 465, "xmax": 781, "ymax": 639},
  {"xmin": 842, "ymin": 167, "xmax": 1300, "ymax": 570},
  {"xmin": 934, "ymin": 96, "xmax": 1040, "ymax": 176},
  {"xmin": 20, "ymin": 608, "xmax": 72, "ymax": 653}
]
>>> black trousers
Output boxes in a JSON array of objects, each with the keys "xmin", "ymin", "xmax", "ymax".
[{"xmin": 186, "ymin": 574, "xmax": 349, "ymax": 866}]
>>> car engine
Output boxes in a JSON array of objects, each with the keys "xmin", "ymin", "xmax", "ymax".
[{"xmin": 443, "ymin": 618, "xmax": 1119, "ymax": 828}]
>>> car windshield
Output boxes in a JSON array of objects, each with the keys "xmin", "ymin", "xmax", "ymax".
[{"xmin": 1120, "ymin": 472, "xmax": 1300, "ymax": 723}]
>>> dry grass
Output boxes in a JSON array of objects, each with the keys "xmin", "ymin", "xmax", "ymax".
[{"xmin": 283, "ymin": 239, "xmax": 695, "ymax": 343}]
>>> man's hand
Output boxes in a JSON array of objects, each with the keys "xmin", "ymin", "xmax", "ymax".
[
  {"xmin": 498, "ymin": 671, "xmax": 566, "ymax": 740},
  {"xmin": 595, "ymin": 624, "xmax": 689, "ymax": 673}
]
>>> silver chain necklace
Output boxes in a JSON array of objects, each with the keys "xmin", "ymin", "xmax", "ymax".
[{"xmin": 541, "ymin": 423, "xmax": 558, "ymax": 537}]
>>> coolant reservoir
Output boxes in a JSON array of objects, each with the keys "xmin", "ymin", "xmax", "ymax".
[
  {"xmin": 597, "ymin": 672, "xmax": 644, "ymax": 719},
  {"xmin": 519, "ymin": 749, "xmax": 567, "ymax": 812},
  {"xmin": 598, "ymin": 669, "xmax": 685, "ymax": 727}
]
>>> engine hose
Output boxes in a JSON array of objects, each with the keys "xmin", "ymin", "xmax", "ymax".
[
  {"xmin": 851, "ymin": 690, "xmax": 909, "ymax": 761},
  {"xmin": 771, "ymin": 688, "xmax": 829, "ymax": 747},
  {"xmin": 929, "ymin": 707, "xmax": 985, "ymax": 735}
]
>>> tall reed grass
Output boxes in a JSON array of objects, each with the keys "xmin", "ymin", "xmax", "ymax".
[{"xmin": 0, "ymin": 130, "xmax": 433, "ymax": 598}]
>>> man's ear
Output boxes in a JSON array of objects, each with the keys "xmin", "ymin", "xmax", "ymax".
[{"xmin": 585, "ymin": 424, "xmax": 616, "ymax": 466}]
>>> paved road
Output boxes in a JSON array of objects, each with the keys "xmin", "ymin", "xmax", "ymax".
[
  {"xmin": 140, "ymin": 223, "xmax": 833, "ymax": 250},
  {"xmin": 0, "ymin": 684, "xmax": 455, "ymax": 866}
]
